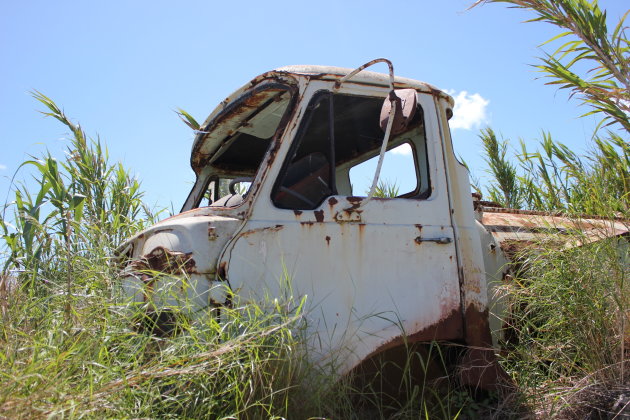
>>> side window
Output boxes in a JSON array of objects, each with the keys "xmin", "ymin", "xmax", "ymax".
[
  {"xmin": 349, "ymin": 142, "xmax": 418, "ymax": 197},
  {"xmin": 272, "ymin": 91, "xmax": 429, "ymax": 210}
]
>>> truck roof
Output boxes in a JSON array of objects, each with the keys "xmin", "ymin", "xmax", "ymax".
[
  {"xmin": 275, "ymin": 65, "xmax": 454, "ymax": 105},
  {"xmin": 191, "ymin": 65, "xmax": 454, "ymax": 173}
]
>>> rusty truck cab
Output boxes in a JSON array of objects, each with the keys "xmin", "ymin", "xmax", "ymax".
[{"xmin": 120, "ymin": 64, "xmax": 503, "ymax": 389}]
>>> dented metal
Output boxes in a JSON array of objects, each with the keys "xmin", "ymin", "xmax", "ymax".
[{"xmin": 117, "ymin": 62, "xmax": 628, "ymax": 391}]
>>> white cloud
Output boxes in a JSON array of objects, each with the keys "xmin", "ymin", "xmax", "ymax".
[
  {"xmin": 446, "ymin": 90, "xmax": 490, "ymax": 130},
  {"xmin": 390, "ymin": 143, "xmax": 412, "ymax": 155},
  {"xmin": 0, "ymin": 164, "xmax": 6, "ymax": 171}
]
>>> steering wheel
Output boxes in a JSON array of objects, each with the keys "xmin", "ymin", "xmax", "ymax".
[
  {"xmin": 278, "ymin": 186, "xmax": 316, "ymax": 207},
  {"xmin": 229, "ymin": 177, "xmax": 254, "ymax": 195}
]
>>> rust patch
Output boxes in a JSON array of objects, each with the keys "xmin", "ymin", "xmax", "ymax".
[
  {"xmin": 300, "ymin": 221, "xmax": 314, "ymax": 226},
  {"xmin": 346, "ymin": 196, "xmax": 363, "ymax": 210},
  {"xmin": 407, "ymin": 309, "xmax": 463, "ymax": 342},
  {"xmin": 362, "ymin": 308, "xmax": 464, "ymax": 360},
  {"xmin": 463, "ymin": 304, "xmax": 492, "ymax": 347},
  {"xmin": 328, "ymin": 197, "xmax": 339, "ymax": 214},
  {"xmin": 325, "ymin": 235, "xmax": 331, "ymax": 245},
  {"xmin": 208, "ymin": 225, "xmax": 218, "ymax": 241},
  {"xmin": 314, "ymin": 210, "xmax": 324, "ymax": 223},
  {"xmin": 218, "ymin": 261, "xmax": 228, "ymax": 280},
  {"xmin": 499, "ymin": 239, "xmax": 539, "ymax": 262},
  {"xmin": 238, "ymin": 225, "xmax": 284, "ymax": 238},
  {"xmin": 458, "ymin": 347, "xmax": 511, "ymax": 391},
  {"xmin": 465, "ymin": 277, "xmax": 481, "ymax": 295},
  {"xmin": 415, "ymin": 224, "xmax": 423, "ymax": 232},
  {"xmin": 131, "ymin": 246, "xmax": 196, "ymax": 275},
  {"xmin": 348, "ymin": 342, "xmax": 454, "ymax": 407},
  {"xmin": 457, "ymin": 303, "xmax": 511, "ymax": 390},
  {"xmin": 293, "ymin": 210, "xmax": 302, "ymax": 217}
]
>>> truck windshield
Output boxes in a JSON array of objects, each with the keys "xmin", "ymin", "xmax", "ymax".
[{"xmin": 187, "ymin": 82, "xmax": 295, "ymax": 209}]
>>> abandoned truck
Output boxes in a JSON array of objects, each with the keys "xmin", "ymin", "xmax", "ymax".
[{"xmin": 117, "ymin": 60, "xmax": 629, "ymax": 389}]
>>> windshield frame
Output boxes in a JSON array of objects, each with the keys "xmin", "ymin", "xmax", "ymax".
[{"xmin": 181, "ymin": 79, "xmax": 298, "ymax": 212}]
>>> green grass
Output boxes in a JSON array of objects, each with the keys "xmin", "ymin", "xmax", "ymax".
[
  {"xmin": 1, "ymin": 269, "xmax": 500, "ymax": 419},
  {"xmin": 495, "ymin": 229, "xmax": 629, "ymax": 417}
]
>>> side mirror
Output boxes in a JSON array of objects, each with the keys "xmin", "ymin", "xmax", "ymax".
[{"xmin": 379, "ymin": 89, "xmax": 417, "ymax": 135}]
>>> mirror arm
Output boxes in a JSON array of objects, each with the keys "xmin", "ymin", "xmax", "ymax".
[
  {"xmin": 364, "ymin": 93, "xmax": 396, "ymax": 205},
  {"xmin": 334, "ymin": 58, "xmax": 397, "ymax": 210}
]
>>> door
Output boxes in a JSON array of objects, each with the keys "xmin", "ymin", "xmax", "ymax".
[{"xmin": 223, "ymin": 85, "xmax": 462, "ymax": 372}]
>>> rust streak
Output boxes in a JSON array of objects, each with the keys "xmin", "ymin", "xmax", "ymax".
[
  {"xmin": 363, "ymin": 308, "xmax": 464, "ymax": 359},
  {"xmin": 314, "ymin": 210, "xmax": 324, "ymax": 223},
  {"xmin": 218, "ymin": 261, "xmax": 228, "ymax": 280},
  {"xmin": 457, "ymin": 303, "xmax": 511, "ymax": 390},
  {"xmin": 238, "ymin": 225, "xmax": 284, "ymax": 238}
]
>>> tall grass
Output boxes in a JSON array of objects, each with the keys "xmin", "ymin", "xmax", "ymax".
[
  {"xmin": 497, "ymin": 231, "xmax": 629, "ymax": 417},
  {"xmin": 473, "ymin": 5, "xmax": 630, "ymax": 412},
  {"xmin": 479, "ymin": 123, "xmax": 629, "ymax": 417},
  {"xmin": 479, "ymin": 129, "xmax": 629, "ymax": 215},
  {"xmin": 0, "ymin": 273, "xmax": 310, "ymax": 418},
  {"xmin": 1, "ymin": 92, "xmax": 158, "ymax": 296}
]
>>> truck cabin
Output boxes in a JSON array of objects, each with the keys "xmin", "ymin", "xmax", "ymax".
[{"xmin": 182, "ymin": 68, "xmax": 446, "ymax": 214}]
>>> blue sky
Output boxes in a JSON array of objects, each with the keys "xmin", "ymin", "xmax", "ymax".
[{"xmin": 1, "ymin": 1, "xmax": 627, "ymax": 211}]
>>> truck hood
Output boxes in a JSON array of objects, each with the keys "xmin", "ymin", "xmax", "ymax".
[
  {"xmin": 478, "ymin": 205, "xmax": 629, "ymax": 259},
  {"xmin": 117, "ymin": 208, "xmax": 243, "ymax": 276}
]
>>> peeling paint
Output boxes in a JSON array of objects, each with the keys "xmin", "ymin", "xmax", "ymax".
[{"xmin": 130, "ymin": 246, "xmax": 196, "ymax": 275}]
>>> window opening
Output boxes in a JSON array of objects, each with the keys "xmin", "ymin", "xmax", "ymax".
[
  {"xmin": 187, "ymin": 83, "xmax": 295, "ymax": 209},
  {"xmin": 272, "ymin": 91, "xmax": 429, "ymax": 210},
  {"xmin": 349, "ymin": 142, "xmax": 418, "ymax": 197}
]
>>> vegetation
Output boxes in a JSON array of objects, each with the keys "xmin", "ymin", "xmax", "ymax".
[
  {"xmin": 475, "ymin": 0, "xmax": 629, "ymax": 133},
  {"xmin": 473, "ymin": 0, "xmax": 629, "ymax": 417},
  {"xmin": 499, "ymin": 236, "xmax": 629, "ymax": 418},
  {"xmin": 0, "ymin": 94, "xmax": 317, "ymax": 419},
  {"xmin": 479, "ymin": 127, "xmax": 629, "ymax": 214},
  {"xmin": 371, "ymin": 179, "xmax": 400, "ymax": 198},
  {"xmin": 475, "ymin": 0, "xmax": 629, "ymax": 214}
]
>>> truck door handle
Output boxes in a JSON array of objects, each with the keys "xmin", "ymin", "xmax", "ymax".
[{"xmin": 415, "ymin": 236, "xmax": 452, "ymax": 244}]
